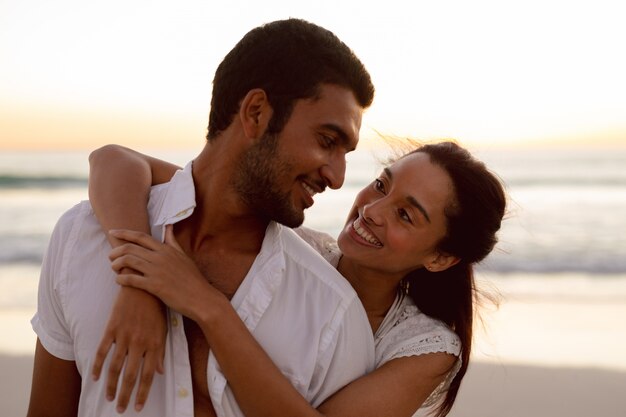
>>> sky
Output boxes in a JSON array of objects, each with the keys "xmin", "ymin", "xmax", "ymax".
[{"xmin": 1, "ymin": 0, "xmax": 625, "ymax": 150}]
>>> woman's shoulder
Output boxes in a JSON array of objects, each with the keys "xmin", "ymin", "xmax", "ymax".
[
  {"xmin": 375, "ymin": 293, "xmax": 463, "ymax": 410},
  {"xmin": 375, "ymin": 293, "xmax": 461, "ymax": 366}
]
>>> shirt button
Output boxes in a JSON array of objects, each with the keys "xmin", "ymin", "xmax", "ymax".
[
  {"xmin": 178, "ymin": 387, "xmax": 189, "ymax": 398},
  {"xmin": 171, "ymin": 315, "xmax": 179, "ymax": 327},
  {"xmin": 175, "ymin": 209, "xmax": 189, "ymax": 217}
]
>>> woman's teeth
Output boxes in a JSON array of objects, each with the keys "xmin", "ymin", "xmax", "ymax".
[{"xmin": 352, "ymin": 218, "xmax": 382, "ymax": 247}]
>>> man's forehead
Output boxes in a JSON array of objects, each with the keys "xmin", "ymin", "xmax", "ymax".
[{"xmin": 304, "ymin": 86, "xmax": 362, "ymax": 133}]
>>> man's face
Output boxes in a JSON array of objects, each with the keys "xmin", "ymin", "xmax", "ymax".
[{"xmin": 234, "ymin": 84, "xmax": 363, "ymax": 227}]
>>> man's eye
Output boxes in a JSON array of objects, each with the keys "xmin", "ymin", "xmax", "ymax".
[{"xmin": 320, "ymin": 135, "xmax": 335, "ymax": 148}]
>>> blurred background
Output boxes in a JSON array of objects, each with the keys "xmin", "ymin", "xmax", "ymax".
[{"xmin": 1, "ymin": 1, "xmax": 625, "ymax": 416}]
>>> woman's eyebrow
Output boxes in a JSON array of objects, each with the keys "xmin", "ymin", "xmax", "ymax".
[
  {"xmin": 407, "ymin": 195, "xmax": 431, "ymax": 223},
  {"xmin": 384, "ymin": 167, "xmax": 431, "ymax": 223}
]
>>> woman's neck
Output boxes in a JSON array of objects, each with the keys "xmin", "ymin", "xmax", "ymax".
[{"xmin": 337, "ymin": 256, "xmax": 402, "ymax": 333}]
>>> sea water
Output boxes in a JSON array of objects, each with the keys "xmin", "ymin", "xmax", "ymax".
[{"xmin": 1, "ymin": 146, "xmax": 626, "ymax": 366}]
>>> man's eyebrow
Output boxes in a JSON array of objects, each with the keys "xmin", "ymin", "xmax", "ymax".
[
  {"xmin": 321, "ymin": 123, "xmax": 355, "ymax": 151},
  {"xmin": 384, "ymin": 167, "xmax": 431, "ymax": 223}
]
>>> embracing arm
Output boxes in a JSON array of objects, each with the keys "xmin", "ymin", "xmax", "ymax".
[
  {"xmin": 87, "ymin": 144, "xmax": 181, "ymax": 412},
  {"xmin": 88, "ymin": 144, "xmax": 180, "ymax": 238},
  {"xmin": 200, "ymin": 299, "xmax": 455, "ymax": 417},
  {"xmin": 27, "ymin": 339, "xmax": 81, "ymax": 417},
  {"xmin": 111, "ymin": 228, "xmax": 457, "ymax": 417}
]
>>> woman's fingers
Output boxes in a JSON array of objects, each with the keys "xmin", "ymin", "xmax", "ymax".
[
  {"xmin": 110, "ymin": 253, "xmax": 152, "ymax": 275},
  {"xmin": 109, "ymin": 229, "xmax": 163, "ymax": 251},
  {"xmin": 116, "ymin": 273, "xmax": 153, "ymax": 294},
  {"xmin": 105, "ymin": 342, "xmax": 128, "ymax": 402},
  {"xmin": 134, "ymin": 351, "xmax": 160, "ymax": 411},
  {"xmin": 109, "ymin": 241, "xmax": 156, "ymax": 263},
  {"xmin": 164, "ymin": 224, "xmax": 184, "ymax": 253},
  {"xmin": 115, "ymin": 346, "xmax": 143, "ymax": 413},
  {"xmin": 92, "ymin": 331, "xmax": 115, "ymax": 381}
]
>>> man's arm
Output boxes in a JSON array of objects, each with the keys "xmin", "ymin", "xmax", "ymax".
[{"xmin": 27, "ymin": 338, "xmax": 81, "ymax": 417}]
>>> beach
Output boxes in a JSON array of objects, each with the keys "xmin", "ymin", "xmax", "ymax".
[
  {"xmin": 6, "ymin": 356, "xmax": 626, "ymax": 417},
  {"xmin": 5, "ymin": 279, "xmax": 626, "ymax": 416}
]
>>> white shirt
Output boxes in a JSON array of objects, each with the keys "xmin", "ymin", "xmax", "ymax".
[{"xmin": 32, "ymin": 163, "xmax": 375, "ymax": 417}]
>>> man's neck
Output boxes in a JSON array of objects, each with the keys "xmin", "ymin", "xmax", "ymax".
[
  {"xmin": 186, "ymin": 138, "xmax": 269, "ymax": 251},
  {"xmin": 169, "ymin": 139, "xmax": 270, "ymax": 298}
]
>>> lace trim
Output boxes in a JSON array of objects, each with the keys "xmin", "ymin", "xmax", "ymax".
[
  {"xmin": 377, "ymin": 297, "xmax": 462, "ymax": 410},
  {"xmin": 393, "ymin": 336, "xmax": 460, "ymax": 358}
]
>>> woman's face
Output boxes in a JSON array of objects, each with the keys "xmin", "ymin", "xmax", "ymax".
[{"xmin": 337, "ymin": 151, "xmax": 455, "ymax": 278}]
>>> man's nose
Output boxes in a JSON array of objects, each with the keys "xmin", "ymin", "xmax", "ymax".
[{"xmin": 320, "ymin": 153, "xmax": 346, "ymax": 190}]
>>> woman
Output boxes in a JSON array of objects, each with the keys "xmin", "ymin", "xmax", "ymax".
[{"xmin": 88, "ymin": 141, "xmax": 506, "ymax": 417}]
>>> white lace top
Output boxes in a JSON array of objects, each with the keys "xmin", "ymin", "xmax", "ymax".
[{"xmin": 295, "ymin": 227, "xmax": 462, "ymax": 409}]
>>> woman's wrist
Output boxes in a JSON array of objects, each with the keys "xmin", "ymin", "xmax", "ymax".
[{"xmin": 195, "ymin": 289, "xmax": 235, "ymax": 335}]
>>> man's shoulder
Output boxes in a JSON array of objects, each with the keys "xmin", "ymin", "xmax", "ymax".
[
  {"xmin": 279, "ymin": 225, "xmax": 340, "ymax": 273},
  {"xmin": 276, "ymin": 225, "xmax": 355, "ymax": 299},
  {"xmin": 46, "ymin": 199, "xmax": 112, "ymax": 268},
  {"xmin": 52, "ymin": 200, "xmax": 97, "ymax": 238}
]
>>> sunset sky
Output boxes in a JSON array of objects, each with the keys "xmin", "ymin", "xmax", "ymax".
[{"xmin": 1, "ymin": 0, "xmax": 624, "ymax": 150}]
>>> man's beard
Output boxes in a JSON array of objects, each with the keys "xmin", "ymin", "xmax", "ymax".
[{"xmin": 232, "ymin": 131, "xmax": 305, "ymax": 228}]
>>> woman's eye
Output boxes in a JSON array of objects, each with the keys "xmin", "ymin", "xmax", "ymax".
[
  {"xmin": 399, "ymin": 209, "xmax": 412, "ymax": 223},
  {"xmin": 374, "ymin": 179, "xmax": 385, "ymax": 192}
]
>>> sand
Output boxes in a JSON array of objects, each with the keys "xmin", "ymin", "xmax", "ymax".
[
  {"xmin": 5, "ymin": 274, "xmax": 626, "ymax": 415},
  {"xmin": 5, "ymin": 354, "xmax": 626, "ymax": 417}
]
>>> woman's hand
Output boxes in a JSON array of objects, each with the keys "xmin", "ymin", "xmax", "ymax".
[
  {"xmin": 110, "ymin": 225, "xmax": 220, "ymax": 324},
  {"xmin": 91, "ymin": 285, "xmax": 166, "ymax": 413}
]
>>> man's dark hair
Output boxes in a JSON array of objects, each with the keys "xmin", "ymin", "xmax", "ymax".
[{"xmin": 207, "ymin": 18, "xmax": 374, "ymax": 140}]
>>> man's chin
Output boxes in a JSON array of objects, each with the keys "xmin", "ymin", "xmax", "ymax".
[{"xmin": 273, "ymin": 208, "xmax": 305, "ymax": 229}]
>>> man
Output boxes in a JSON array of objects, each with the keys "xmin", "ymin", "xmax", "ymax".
[{"xmin": 28, "ymin": 18, "xmax": 376, "ymax": 417}]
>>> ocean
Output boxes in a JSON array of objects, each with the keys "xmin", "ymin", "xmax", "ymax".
[{"xmin": 2, "ymin": 146, "xmax": 626, "ymax": 363}]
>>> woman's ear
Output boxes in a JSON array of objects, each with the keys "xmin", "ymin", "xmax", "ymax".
[
  {"xmin": 425, "ymin": 251, "xmax": 460, "ymax": 272},
  {"xmin": 239, "ymin": 89, "xmax": 273, "ymax": 139}
]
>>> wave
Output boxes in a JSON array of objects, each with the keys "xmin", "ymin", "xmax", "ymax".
[
  {"xmin": 1, "ymin": 174, "xmax": 624, "ymax": 190},
  {"xmin": 0, "ymin": 175, "xmax": 87, "ymax": 189},
  {"xmin": 479, "ymin": 256, "xmax": 626, "ymax": 275},
  {"xmin": 5, "ymin": 246, "xmax": 626, "ymax": 275},
  {"xmin": 0, "ymin": 234, "xmax": 48, "ymax": 265},
  {"xmin": 504, "ymin": 177, "xmax": 626, "ymax": 187}
]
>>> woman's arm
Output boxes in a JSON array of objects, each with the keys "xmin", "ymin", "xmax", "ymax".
[
  {"xmin": 111, "ymin": 227, "xmax": 457, "ymax": 417},
  {"xmin": 88, "ymin": 144, "xmax": 180, "ymax": 240},
  {"xmin": 88, "ymin": 145, "xmax": 181, "ymax": 412}
]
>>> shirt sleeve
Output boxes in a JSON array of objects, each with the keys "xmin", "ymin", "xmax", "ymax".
[
  {"xmin": 376, "ymin": 308, "xmax": 462, "ymax": 409},
  {"xmin": 307, "ymin": 295, "xmax": 375, "ymax": 407},
  {"xmin": 31, "ymin": 204, "xmax": 83, "ymax": 360}
]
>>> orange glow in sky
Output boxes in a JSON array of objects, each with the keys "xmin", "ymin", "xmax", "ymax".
[{"xmin": 1, "ymin": 0, "xmax": 624, "ymax": 150}]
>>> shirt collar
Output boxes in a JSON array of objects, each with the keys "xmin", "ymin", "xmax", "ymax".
[{"xmin": 154, "ymin": 161, "xmax": 196, "ymax": 229}]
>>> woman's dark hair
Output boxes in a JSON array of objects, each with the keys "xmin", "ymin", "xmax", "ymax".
[
  {"xmin": 400, "ymin": 141, "xmax": 506, "ymax": 417},
  {"xmin": 207, "ymin": 18, "xmax": 374, "ymax": 140}
]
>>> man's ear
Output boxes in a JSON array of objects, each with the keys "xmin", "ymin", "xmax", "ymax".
[
  {"xmin": 425, "ymin": 251, "xmax": 460, "ymax": 273},
  {"xmin": 239, "ymin": 89, "xmax": 273, "ymax": 139}
]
